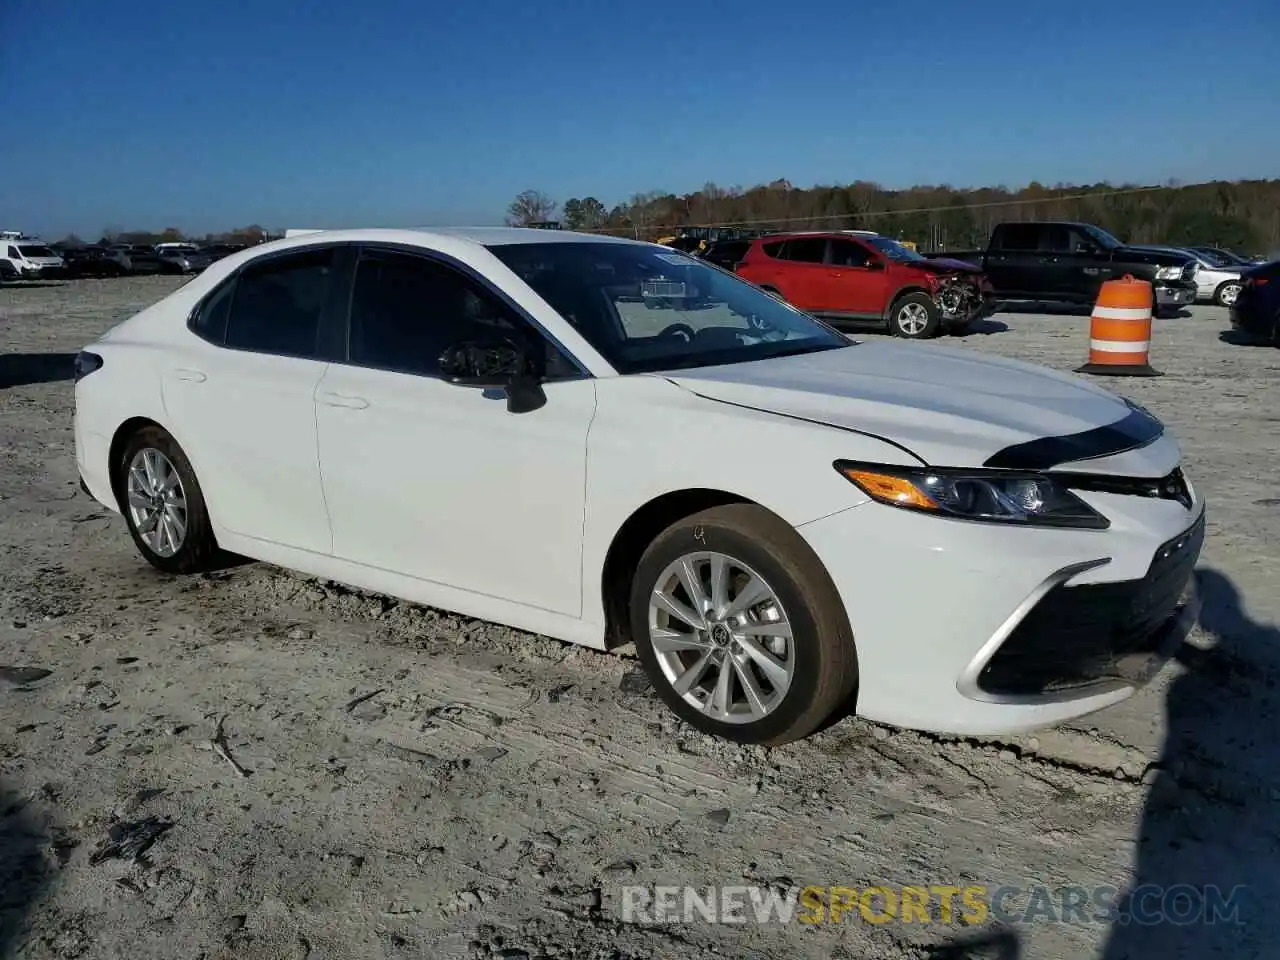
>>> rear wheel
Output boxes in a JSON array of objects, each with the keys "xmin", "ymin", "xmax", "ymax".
[
  {"xmin": 116, "ymin": 425, "xmax": 221, "ymax": 574},
  {"xmin": 629, "ymin": 504, "xmax": 858, "ymax": 745},
  {"xmin": 889, "ymin": 292, "xmax": 940, "ymax": 339},
  {"xmin": 1215, "ymin": 281, "xmax": 1242, "ymax": 307}
]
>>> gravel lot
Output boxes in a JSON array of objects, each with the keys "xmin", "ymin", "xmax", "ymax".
[{"xmin": 2, "ymin": 276, "xmax": 1278, "ymax": 960}]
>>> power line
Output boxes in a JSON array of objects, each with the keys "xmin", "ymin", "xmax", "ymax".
[{"xmin": 582, "ymin": 182, "xmax": 1183, "ymax": 235}]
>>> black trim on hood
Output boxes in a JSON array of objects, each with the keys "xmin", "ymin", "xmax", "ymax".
[
  {"xmin": 983, "ymin": 407, "xmax": 1164, "ymax": 470},
  {"xmin": 675, "ymin": 385, "xmax": 929, "ymax": 466}
]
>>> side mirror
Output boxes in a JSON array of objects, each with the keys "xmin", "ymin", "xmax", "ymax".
[{"xmin": 438, "ymin": 338, "xmax": 547, "ymax": 414}]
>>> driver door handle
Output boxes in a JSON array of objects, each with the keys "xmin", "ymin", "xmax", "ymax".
[{"xmin": 317, "ymin": 391, "xmax": 369, "ymax": 410}]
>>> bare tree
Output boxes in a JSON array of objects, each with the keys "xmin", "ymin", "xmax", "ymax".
[{"xmin": 506, "ymin": 190, "xmax": 558, "ymax": 226}]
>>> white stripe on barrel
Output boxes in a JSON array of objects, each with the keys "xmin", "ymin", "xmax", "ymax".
[
  {"xmin": 1090, "ymin": 338, "xmax": 1150, "ymax": 353},
  {"xmin": 1091, "ymin": 305, "xmax": 1152, "ymax": 321}
]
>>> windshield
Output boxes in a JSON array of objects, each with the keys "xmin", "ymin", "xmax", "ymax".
[
  {"xmin": 865, "ymin": 236, "xmax": 925, "ymax": 262},
  {"xmin": 17, "ymin": 245, "xmax": 56, "ymax": 258},
  {"xmin": 1079, "ymin": 224, "xmax": 1123, "ymax": 249},
  {"xmin": 488, "ymin": 241, "xmax": 850, "ymax": 375}
]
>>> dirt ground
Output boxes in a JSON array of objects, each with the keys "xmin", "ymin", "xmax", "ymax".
[{"xmin": 2, "ymin": 276, "xmax": 1278, "ymax": 960}]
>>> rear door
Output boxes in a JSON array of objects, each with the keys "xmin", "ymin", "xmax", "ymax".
[
  {"xmin": 821, "ymin": 237, "xmax": 888, "ymax": 315},
  {"xmin": 161, "ymin": 246, "xmax": 346, "ymax": 554},
  {"xmin": 986, "ymin": 223, "xmax": 1045, "ymax": 296},
  {"xmin": 770, "ymin": 237, "xmax": 829, "ymax": 311}
]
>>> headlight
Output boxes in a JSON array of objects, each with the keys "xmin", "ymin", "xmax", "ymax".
[
  {"xmin": 1154, "ymin": 265, "xmax": 1183, "ymax": 280},
  {"xmin": 834, "ymin": 461, "xmax": 1109, "ymax": 529}
]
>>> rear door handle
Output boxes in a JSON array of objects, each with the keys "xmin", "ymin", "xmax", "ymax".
[
  {"xmin": 317, "ymin": 391, "xmax": 369, "ymax": 410},
  {"xmin": 173, "ymin": 368, "xmax": 206, "ymax": 383}
]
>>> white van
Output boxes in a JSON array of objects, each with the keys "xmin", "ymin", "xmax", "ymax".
[{"xmin": 2, "ymin": 240, "xmax": 67, "ymax": 279}]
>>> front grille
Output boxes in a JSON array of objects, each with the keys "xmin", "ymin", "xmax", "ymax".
[
  {"xmin": 977, "ymin": 512, "xmax": 1204, "ymax": 697},
  {"xmin": 1054, "ymin": 466, "xmax": 1193, "ymax": 510}
]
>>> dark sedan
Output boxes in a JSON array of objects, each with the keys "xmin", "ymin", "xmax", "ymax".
[
  {"xmin": 1230, "ymin": 259, "xmax": 1280, "ymax": 344},
  {"xmin": 63, "ymin": 247, "xmax": 127, "ymax": 278}
]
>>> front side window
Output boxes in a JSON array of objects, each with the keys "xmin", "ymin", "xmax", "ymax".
[
  {"xmin": 347, "ymin": 250, "xmax": 576, "ymax": 379},
  {"xmin": 828, "ymin": 239, "xmax": 872, "ymax": 267},
  {"xmin": 488, "ymin": 241, "xmax": 850, "ymax": 375},
  {"xmin": 224, "ymin": 248, "xmax": 334, "ymax": 357}
]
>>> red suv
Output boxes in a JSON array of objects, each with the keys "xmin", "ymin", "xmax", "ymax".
[{"xmin": 735, "ymin": 231, "xmax": 994, "ymax": 338}]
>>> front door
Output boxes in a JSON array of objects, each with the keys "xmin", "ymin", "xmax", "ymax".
[
  {"xmin": 313, "ymin": 248, "xmax": 596, "ymax": 616},
  {"xmin": 819, "ymin": 238, "xmax": 888, "ymax": 315}
]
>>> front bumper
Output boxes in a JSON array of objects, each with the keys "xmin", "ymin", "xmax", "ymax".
[
  {"xmin": 1230, "ymin": 298, "xmax": 1274, "ymax": 339},
  {"xmin": 22, "ymin": 265, "xmax": 68, "ymax": 279},
  {"xmin": 797, "ymin": 471, "xmax": 1205, "ymax": 735},
  {"xmin": 1154, "ymin": 281, "xmax": 1196, "ymax": 307}
]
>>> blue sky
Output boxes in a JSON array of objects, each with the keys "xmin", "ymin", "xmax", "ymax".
[{"xmin": 1, "ymin": 0, "xmax": 1276, "ymax": 238}]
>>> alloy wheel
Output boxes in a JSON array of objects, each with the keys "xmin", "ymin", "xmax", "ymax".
[
  {"xmin": 897, "ymin": 302, "xmax": 930, "ymax": 335},
  {"xmin": 125, "ymin": 448, "xmax": 188, "ymax": 558},
  {"xmin": 647, "ymin": 551, "xmax": 795, "ymax": 724},
  {"xmin": 1219, "ymin": 283, "xmax": 1241, "ymax": 306}
]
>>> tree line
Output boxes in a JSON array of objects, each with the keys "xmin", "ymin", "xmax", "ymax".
[{"xmin": 508, "ymin": 178, "xmax": 1280, "ymax": 254}]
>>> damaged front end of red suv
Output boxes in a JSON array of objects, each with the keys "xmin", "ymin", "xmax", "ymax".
[{"xmin": 917, "ymin": 259, "xmax": 996, "ymax": 328}]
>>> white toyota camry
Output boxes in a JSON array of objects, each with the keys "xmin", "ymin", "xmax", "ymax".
[{"xmin": 73, "ymin": 228, "xmax": 1205, "ymax": 744}]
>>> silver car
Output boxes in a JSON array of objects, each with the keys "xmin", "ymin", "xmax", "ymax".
[{"xmin": 1147, "ymin": 246, "xmax": 1244, "ymax": 306}]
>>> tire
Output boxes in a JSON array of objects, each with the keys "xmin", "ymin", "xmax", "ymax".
[
  {"xmin": 1215, "ymin": 281, "xmax": 1242, "ymax": 308},
  {"xmin": 888, "ymin": 293, "xmax": 940, "ymax": 339},
  {"xmin": 115, "ymin": 425, "xmax": 221, "ymax": 574},
  {"xmin": 629, "ymin": 504, "xmax": 858, "ymax": 745}
]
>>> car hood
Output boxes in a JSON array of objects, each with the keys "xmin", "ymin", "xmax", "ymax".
[
  {"xmin": 904, "ymin": 257, "xmax": 982, "ymax": 275},
  {"xmin": 662, "ymin": 342, "xmax": 1144, "ymax": 469},
  {"xmin": 1119, "ymin": 245, "xmax": 1194, "ymax": 265}
]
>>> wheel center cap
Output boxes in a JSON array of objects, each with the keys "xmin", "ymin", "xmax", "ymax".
[{"xmin": 710, "ymin": 624, "xmax": 731, "ymax": 646}]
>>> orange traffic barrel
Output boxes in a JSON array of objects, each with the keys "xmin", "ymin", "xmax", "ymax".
[{"xmin": 1074, "ymin": 275, "xmax": 1162, "ymax": 377}]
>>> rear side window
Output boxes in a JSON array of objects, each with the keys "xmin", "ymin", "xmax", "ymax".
[
  {"xmin": 778, "ymin": 238, "xmax": 828, "ymax": 263},
  {"xmin": 224, "ymin": 249, "xmax": 335, "ymax": 358},
  {"xmin": 760, "ymin": 241, "xmax": 784, "ymax": 258},
  {"xmin": 994, "ymin": 223, "xmax": 1043, "ymax": 251},
  {"xmin": 191, "ymin": 280, "xmax": 235, "ymax": 344}
]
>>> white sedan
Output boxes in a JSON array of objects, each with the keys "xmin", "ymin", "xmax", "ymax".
[{"xmin": 73, "ymin": 228, "xmax": 1205, "ymax": 744}]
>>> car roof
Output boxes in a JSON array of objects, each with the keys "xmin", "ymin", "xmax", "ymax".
[{"xmin": 280, "ymin": 226, "xmax": 638, "ymax": 248}]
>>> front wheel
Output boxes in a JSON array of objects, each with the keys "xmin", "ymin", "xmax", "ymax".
[
  {"xmin": 629, "ymin": 504, "xmax": 858, "ymax": 745},
  {"xmin": 889, "ymin": 293, "xmax": 940, "ymax": 339},
  {"xmin": 1215, "ymin": 281, "xmax": 1242, "ymax": 307},
  {"xmin": 116, "ymin": 425, "xmax": 221, "ymax": 574}
]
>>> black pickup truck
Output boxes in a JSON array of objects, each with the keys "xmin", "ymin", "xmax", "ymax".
[{"xmin": 927, "ymin": 221, "xmax": 1199, "ymax": 316}]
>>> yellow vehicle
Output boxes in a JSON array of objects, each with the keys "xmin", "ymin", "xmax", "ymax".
[{"xmin": 657, "ymin": 227, "xmax": 749, "ymax": 254}]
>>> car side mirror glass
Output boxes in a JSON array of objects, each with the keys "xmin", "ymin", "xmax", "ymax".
[{"xmin": 438, "ymin": 338, "xmax": 547, "ymax": 414}]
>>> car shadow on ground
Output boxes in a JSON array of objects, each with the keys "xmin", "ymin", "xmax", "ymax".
[
  {"xmin": 0, "ymin": 778, "xmax": 50, "ymax": 955},
  {"xmin": 952, "ymin": 318, "xmax": 1010, "ymax": 336},
  {"xmin": 1217, "ymin": 330, "xmax": 1274, "ymax": 347},
  {"xmin": 926, "ymin": 927, "xmax": 1021, "ymax": 958},
  {"xmin": 1100, "ymin": 567, "xmax": 1279, "ymax": 958},
  {"xmin": 0, "ymin": 282, "xmax": 66, "ymax": 290},
  {"xmin": 0, "ymin": 353, "xmax": 78, "ymax": 390},
  {"xmin": 994, "ymin": 301, "xmax": 1194, "ymax": 320}
]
